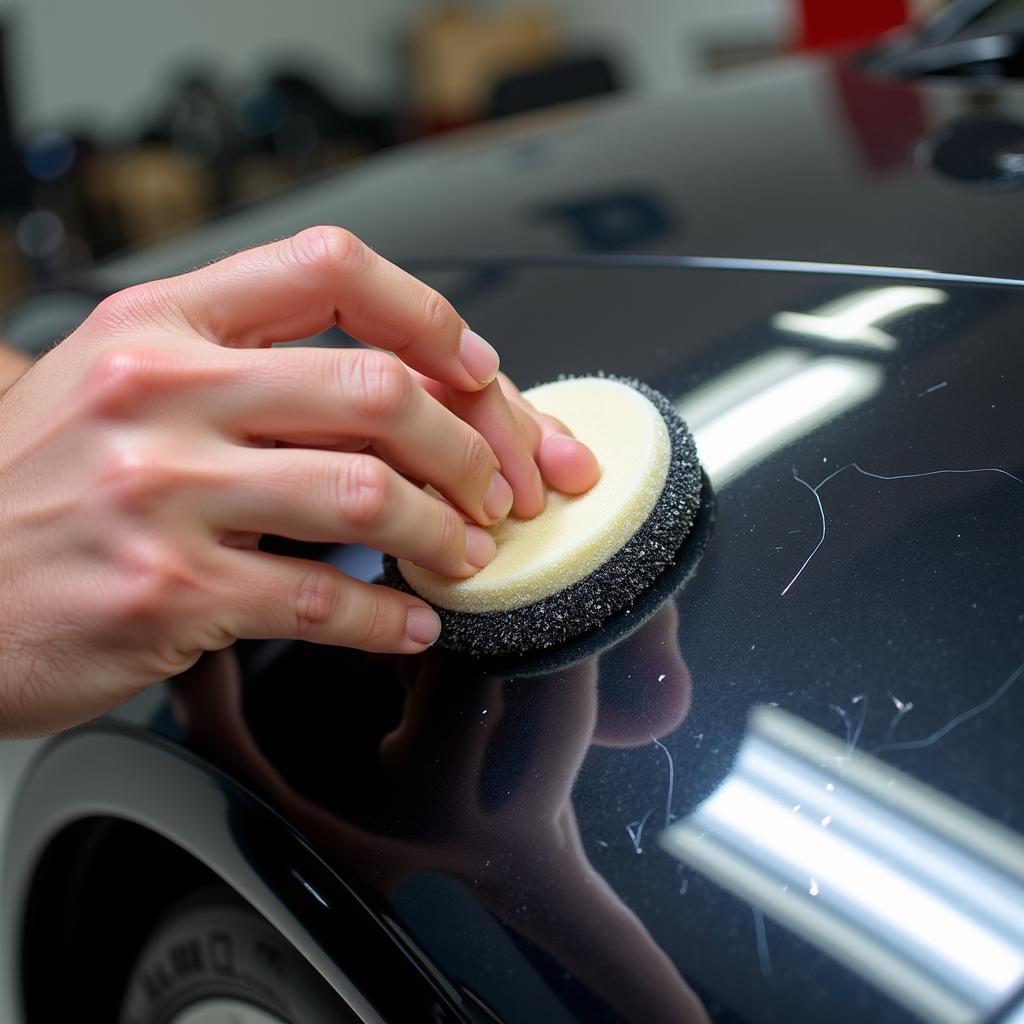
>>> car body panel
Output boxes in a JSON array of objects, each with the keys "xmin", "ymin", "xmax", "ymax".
[{"xmin": 198, "ymin": 263, "xmax": 1024, "ymax": 1024}]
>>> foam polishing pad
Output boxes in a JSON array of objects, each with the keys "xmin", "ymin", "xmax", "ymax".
[{"xmin": 384, "ymin": 374, "xmax": 702, "ymax": 656}]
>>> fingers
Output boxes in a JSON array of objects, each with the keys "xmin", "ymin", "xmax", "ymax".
[
  {"xmin": 443, "ymin": 379, "xmax": 546, "ymax": 519},
  {"xmin": 151, "ymin": 226, "xmax": 500, "ymax": 390},
  {"xmin": 207, "ymin": 447, "xmax": 495, "ymax": 578},
  {"xmin": 224, "ymin": 550, "xmax": 442, "ymax": 653},
  {"xmin": 411, "ymin": 369, "xmax": 601, "ymax": 517},
  {"xmin": 219, "ymin": 347, "xmax": 514, "ymax": 527},
  {"xmin": 497, "ymin": 373, "xmax": 601, "ymax": 496}
]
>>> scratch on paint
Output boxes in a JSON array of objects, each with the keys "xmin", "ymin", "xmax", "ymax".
[
  {"xmin": 651, "ymin": 735, "xmax": 676, "ymax": 829},
  {"xmin": 752, "ymin": 907, "xmax": 773, "ymax": 976},
  {"xmin": 917, "ymin": 381, "xmax": 948, "ymax": 398},
  {"xmin": 830, "ymin": 694, "xmax": 868, "ymax": 756},
  {"xmin": 874, "ymin": 657, "xmax": 1024, "ymax": 754},
  {"xmin": 782, "ymin": 462, "xmax": 1023, "ymax": 596},
  {"xmin": 626, "ymin": 809, "xmax": 654, "ymax": 854},
  {"xmin": 782, "ymin": 469, "xmax": 826, "ymax": 597},
  {"xmin": 880, "ymin": 691, "xmax": 915, "ymax": 745}
]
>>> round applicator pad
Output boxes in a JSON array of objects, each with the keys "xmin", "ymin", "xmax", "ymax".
[{"xmin": 383, "ymin": 374, "xmax": 702, "ymax": 656}]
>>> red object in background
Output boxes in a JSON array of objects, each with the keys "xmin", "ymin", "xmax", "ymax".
[
  {"xmin": 831, "ymin": 62, "xmax": 926, "ymax": 173},
  {"xmin": 796, "ymin": 0, "xmax": 909, "ymax": 50}
]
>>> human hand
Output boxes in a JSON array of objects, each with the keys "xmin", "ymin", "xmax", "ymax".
[
  {"xmin": 0, "ymin": 227, "xmax": 598, "ymax": 737},
  {"xmin": 410, "ymin": 369, "xmax": 602, "ymax": 508}
]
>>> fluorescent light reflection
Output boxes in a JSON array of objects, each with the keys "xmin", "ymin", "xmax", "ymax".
[
  {"xmin": 672, "ymin": 286, "xmax": 953, "ymax": 488},
  {"xmin": 772, "ymin": 286, "xmax": 947, "ymax": 350},
  {"xmin": 677, "ymin": 354, "xmax": 881, "ymax": 487},
  {"xmin": 661, "ymin": 708, "xmax": 1024, "ymax": 1024},
  {"xmin": 1003, "ymin": 1001, "xmax": 1024, "ymax": 1023}
]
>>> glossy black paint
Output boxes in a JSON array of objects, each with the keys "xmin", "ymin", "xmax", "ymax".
[
  {"xmin": 201, "ymin": 265, "xmax": 1024, "ymax": 1023},
  {"xmin": 6, "ymin": 42, "xmax": 1024, "ymax": 1024}
]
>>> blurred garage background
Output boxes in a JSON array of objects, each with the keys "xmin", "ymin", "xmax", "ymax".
[{"xmin": 0, "ymin": 0, "xmax": 944, "ymax": 317}]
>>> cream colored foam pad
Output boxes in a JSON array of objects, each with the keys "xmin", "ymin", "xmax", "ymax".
[{"xmin": 398, "ymin": 376, "xmax": 672, "ymax": 613}]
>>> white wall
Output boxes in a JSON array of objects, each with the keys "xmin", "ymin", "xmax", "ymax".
[
  {"xmin": 0, "ymin": 0, "xmax": 421, "ymax": 136},
  {"xmin": 0, "ymin": 0, "xmax": 797, "ymax": 137},
  {"xmin": 0, "ymin": 0, "xmax": 942, "ymax": 138},
  {"xmin": 0, "ymin": 0, "xmax": 941, "ymax": 139}
]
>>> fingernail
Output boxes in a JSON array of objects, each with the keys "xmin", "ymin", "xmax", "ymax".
[
  {"xmin": 460, "ymin": 327, "xmax": 500, "ymax": 385},
  {"xmin": 406, "ymin": 606, "xmax": 442, "ymax": 646},
  {"xmin": 465, "ymin": 524, "xmax": 496, "ymax": 568},
  {"xmin": 484, "ymin": 471, "xmax": 514, "ymax": 521}
]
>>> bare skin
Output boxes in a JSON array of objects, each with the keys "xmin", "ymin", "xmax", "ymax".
[{"xmin": 0, "ymin": 227, "xmax": 599, "ymax": 737}]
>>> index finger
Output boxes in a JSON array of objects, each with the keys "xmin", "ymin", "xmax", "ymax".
[{"xmin": 144, "ymin": 226, "xmax": 501, "ymax": 391}]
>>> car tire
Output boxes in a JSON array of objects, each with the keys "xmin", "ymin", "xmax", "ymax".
[{"xmin": 117, "ymin": 887, "xmax": 352, "ymax": 1024}]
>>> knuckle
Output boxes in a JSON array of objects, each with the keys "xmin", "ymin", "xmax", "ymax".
[
  {"xmin": 337, "ymin": 455, "xmax": 389, "ymax": 527},
  {"xmin": 290, "ymin": 225, "xmax": 368, "ymax": 277},
  {"xmin": 294, "ymin": 567, "xmax": 339, "ymax": 638},
  {"xmin": 359, "ymin": 589, "xmax": 397, "ymax": 648},
  {"xmin": 347, "ymin": 350, "xmax": 411, "ymax": 421},
  {"xmin": 435, "ymin": 503, "xmax": 463, "ymax": 561},
  {"xmin": 108, "ymin": 537, "xmax": 191, "ymax": 623},
  {"xmin": 81, "ymin": 348, "xmax": 181, "ymax": 417},
  {"xmin": 89, "ymin": 284, "xmax": 163, "ymax": 331},
  {"xmin": 462, "ymin": 428, "xmax": 495, "ymax": 482},
  {"xmin": 422, "ymin": 288, "xmax": 455, "ymax": 334},
  {"xmin": 96, "ymin": 443, "xmax": 170, "ymax": 512}
]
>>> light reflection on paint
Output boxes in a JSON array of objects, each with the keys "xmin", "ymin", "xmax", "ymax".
[
  {"xmin": 677, "ymin": 356, "xmax": 882, "ymax": 487},
  {"xmin": 772, "ymin": 286, "xmax": 947, "ymax": 350},
  {"xmin": 673, "ymin": 286, "xmax": 952, "ymax": 487},
  {"xmin": 660, "ymin": 707, "xmax": 1024, "ymax": 1024}
]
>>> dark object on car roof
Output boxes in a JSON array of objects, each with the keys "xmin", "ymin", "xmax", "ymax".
[{"xmin": 488, "ymin": 54, "xmax": 620, "ymax": 120}]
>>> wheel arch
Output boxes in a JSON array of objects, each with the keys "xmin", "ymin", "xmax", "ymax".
[{"xmin": 2, "ymin": 725, "xmax": 465, "ymax": 1024}]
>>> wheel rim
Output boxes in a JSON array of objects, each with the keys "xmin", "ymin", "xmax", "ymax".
[{"xmin": 167, "ymin": 998, "xmax": 290, "ymax": 1024}]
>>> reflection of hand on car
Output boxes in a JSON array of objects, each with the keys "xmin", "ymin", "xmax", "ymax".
[
  {"xmin": 0, "ymin": 227, "xmax": 598, "ymax": 737},
  {"xmin": 172, "ymin": 601, "xmax": 708, "ymax": 1023}
]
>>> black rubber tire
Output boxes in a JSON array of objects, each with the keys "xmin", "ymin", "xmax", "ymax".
[{"xmin": 117, "ymin": 887, "xmax": 353, "ymax": 1024}]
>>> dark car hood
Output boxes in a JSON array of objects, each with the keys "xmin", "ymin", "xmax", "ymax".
[
  {"xmin": 93, "ymin": 56, "xmax": 1024, "ymax": 290},
  {"xmin": 132, "ymin": 259, "xmax": 1024, "ymax": 1024}
]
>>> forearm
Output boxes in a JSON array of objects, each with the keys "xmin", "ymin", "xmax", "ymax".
[{"xmin": 0, "ymin": 343, "xmax": 33, "ymax": 394}]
